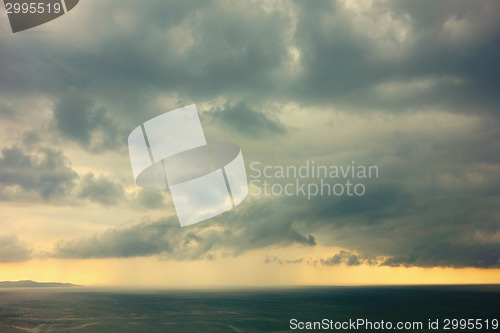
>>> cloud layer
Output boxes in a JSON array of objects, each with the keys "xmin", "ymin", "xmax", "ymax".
[
  {"xmin": 0, "ymin": 235, "xmax": 31, "ymax": 263},
  {"xmin": 0, "ymin": 0, "xmax": 499, "ymax": 268}
]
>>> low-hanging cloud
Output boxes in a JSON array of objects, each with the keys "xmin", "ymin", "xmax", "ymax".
[
  {"xmin": 0, "ymin": 146, "xmax": 77, "ymax": 200},
  {"xmin": 208, "ymin": 103, "xmax": 286, "ymax": 137},
  {"xmin": 51, "ymin": 197, "xmax": 316, "ymax": 260},
  {"xmin": 0, "ymin": 235, "xmax": 31, "ymax": 263},
  {"xmin": 0, "ymin": 0, "xmax": 499, "ymax": 270},
  {"xmin": 78, "ymin": 172, "xmax": 125, "ymax": 206},
  {"xmin": 54, "ymin": 90, "xmax": 123, "ymax": 152}
]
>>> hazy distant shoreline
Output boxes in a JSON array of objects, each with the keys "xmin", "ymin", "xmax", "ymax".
[{"xmin": 0, "ymin": 280, "xmax": 81, "ymax": 288}]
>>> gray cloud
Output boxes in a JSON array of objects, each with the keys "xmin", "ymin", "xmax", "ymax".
[
  {"xmin": 136, "ymin": 189, "xmax": 165, "ymax": 209},
  {"xmin": 53, "ymin": 219, "xmax": 176, "ymax": 259},
  {"xmin": 292, "ymin": 0, "xmax": 500, "ymax": 114},
  {"xmin": 208, "ymin": 103, "xmax": 286, "ymax": 137},
  {"xmin": 54, "ymin": 90, "xmax": 123, "ymax": 152},
  {"xmin": 0, "ymin": 146, "xmax": 77, "ymax": 199},
  {"xmin": 0, "ymin": 235, "xmax": 31, "ymax": 263},
  {"xmin": 78, "ymin": 172, "xmax": 124, "ymax": 206},
  {"xmin": 49, "ymin": 171, "xmax": 500, "ymax": 268},
  {"xmin": 265, "ymin": 251, "xmax": 382, "ymax": 267},
  {"xmin": 320, "ymin": 250, "xmax": 363, "ymax": 267},
  {"xmin": 0, "ymin": 0, "xmax": 499, "ymax": 269},
  {"xmin": 52, "ymin": 197, "xmax": 316, "ymax": 260},
  {"xmin": 265, "ymin": 256, "xmax": 304, "ymax": 265},
  {"xmin": 0, "ymin": 0, "xmax": 498, "ymax": 115},
  {"xmin": 305, "ymin": 182, "xmax": 500, "ymax": 268},
  {"xmin": 0, "ymin": 1, "xmax": 288, "ymax": 109}
]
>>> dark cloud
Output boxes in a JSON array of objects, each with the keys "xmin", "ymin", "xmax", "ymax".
[
  {"xmin": 208, "ymin": 103, "xmax": 286, "ymax": 137},
  {"xmin": 320, "ymin": 250, "xmax": 363, "ymax": 267},
  {"xmin": 0, "ymin": 0, "xmax": 499, "ymax": 269},
  {"xmin": 0, "ymin": 235, "xmax": 31, "ymax": 263},
  {"xmin": 78, "ymin": 172, "xmax": 124, "ymax": 206},
  {"xmin": 0, "ymin": 0, "xmax": 289, "ymax": 118},
  {"xmin": 304, "ymin": 182, "xmax": 500, "ymax": 268},
  {"xmin": 292, "ymin": 0, "xmax": 500, "ymax": 114},
  {"xmin": 381, "ymin": 243, "xmax": 500, "ymax": 269},
  {"xmin": 265, "ymin": 251, "xmax": 382, "ymax": 267},
  {"xmin": 52, "ymin": 197, "xmax": 316, "ymax": 260},
  {"xmin": 50, "ymin": 172, "xmax": 500, "ymax": 268},
  {"xmin": 265, "ymin": 256, "xmax": 304, "ymax": 265},
  {"xmin": 0, "ymin": 0, "xmax": 498, "ymax": 115},
  {"xmin": 54, "ymin": 90, "xmax": 123, "ymax": 152},
  {"xmin": 136, "ymin": 189, "xmax": 165, "ymax": 209},
  {"xmin": 53, "ymin": 219, "xmax": 176, "ymax": 259},
  {"xmin": 0, "ymin": 146, "xmax": 77, "ymax": 199}
]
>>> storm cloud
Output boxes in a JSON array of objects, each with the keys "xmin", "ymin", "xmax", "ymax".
[
  {"xmin": 0, "ymin": 146, "xmax": 77, "ymax": 199},
  {"xmin": 54, "ymin": 90, "xmax": 123, "ymax": 152},
  {"xmin": 78, "ymin": 172, "xmax": 125, "ymax": 206},
  {"xmin": 208, "ymin": 103, "xmax": 286, "ymax": 137},
  {"xmin": 0, "ymin": 0, "xmax": 499, "ymax": 269},
  {"xmin": 52, "ymin": 197, "xmax": 317, "ymax": 260},
  {"xmin": 0, "ymin": 235, "xmax": 31, "ymax": 263}
]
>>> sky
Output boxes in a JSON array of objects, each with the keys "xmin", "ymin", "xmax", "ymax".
[{"xmin": 0, "ymin": 0, "xmax": 499, "ymax": 287}]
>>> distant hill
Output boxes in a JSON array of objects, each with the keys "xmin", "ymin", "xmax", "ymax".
[{"xmin": 0, "ymin": 280, "xmax": 81, "ymax": 288}]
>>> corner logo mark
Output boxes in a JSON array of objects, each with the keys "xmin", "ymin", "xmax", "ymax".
[
  {"xmin": 4, "ymin": 0, "xmax": 79, "ymax": 33},
  {"xmin": 128, "ymin": 105, "xmax": 248, "ymax": 227}
]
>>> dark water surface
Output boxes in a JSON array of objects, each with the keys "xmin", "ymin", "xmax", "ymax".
[{"xmin": 0, "ymin": 285, "xmax": 498, "ymax": 332}]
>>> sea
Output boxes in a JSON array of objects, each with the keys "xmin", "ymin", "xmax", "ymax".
[{"xmin": 0, "ymin": 285, "xmax": 498, "ymax": 332}]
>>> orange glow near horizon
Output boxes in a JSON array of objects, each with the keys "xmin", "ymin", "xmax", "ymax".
[{"xmin": 1, "ymin": 252, "xmax": 499, "ymax": 288}]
